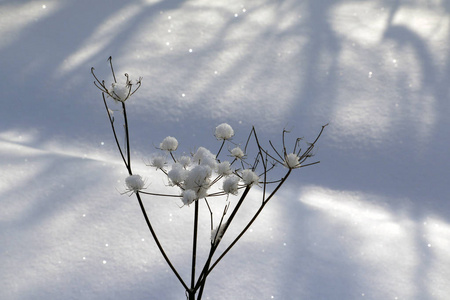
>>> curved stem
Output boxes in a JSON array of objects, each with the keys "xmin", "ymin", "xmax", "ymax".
[
  {"xmin": 121, "ymin": 102, "xmax": 131, "ymax": 174},
  {"xmin": 216, "ymin": 140, "xmax": 226, "ymax": 159},
  {"xmin": 135, "ymin": 192, "xmax": 189, "ymax": 291},
  {"xmin": 107, "ymin": 99, "xmax": 187, "ymax": 291},
  {"xmin": 102, "ymin": 94, "xmax": 128, "ymax": 169},
  {"xmin": 194, "ymin": 186, "xmax": 251, "ymax": 292},
  {"xmin": 206, "ymin": 169, "xmax": 291, "ymax": 278}
]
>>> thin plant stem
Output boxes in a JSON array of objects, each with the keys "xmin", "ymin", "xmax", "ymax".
[
  {"xmin": 108, "ymin": 56, "xmax": 117, "ymax": 83},
  {"xmin": 206, "ymin": 169, "xmax": 292, "ymax": 277},
  {"xmin": 106, "ymin": 97, "xmax": 189, "ymax": 291},
  {"xmin": 95, "ymin": 60, "xmax": 327, "ymax": 299},
  {"xmin": 122, "ymin": 101, "xmax": 131, "ymax": 173},
  {"xmin": 135, "ymin": 192, "xmax": 190, "ymax": 291},
  {"xmin": 102, "ymin": 94, "xmax": 128, "ymax": 169},
  {"xmin": 216, "ymin": 140, "xmax": 226, "ymax": 159},
  {"xmin": 194, "ymin": 186, "xmax": 251, "ymax": 292},
  {"xmin": 191, "ymin": 200, "xmax": 199, "ymax": 291}
]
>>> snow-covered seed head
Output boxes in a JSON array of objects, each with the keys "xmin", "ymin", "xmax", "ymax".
[
  {"xmin": 168, "ymin": 163, "xmax": 188, "ymax": 185},
  {"xmin": 230, "ymin": 146, "xmax": 245, "ymax": 159},
  {"xmin": 178, "ymin": 156, "xmax": 191, "ymax": 168},
  {"xmin": 160, "ymin": 136, "xmax": 178, "ymax": 151},
  {"xmin": 151, "ymin": 155, "xmax": 166, "ymax": 170},
  {"xmin": 108, "ymin": 82, "xmax": 131, "ymax": 102},
  {"xmin": 241, "ymin": 169, "xmax": 259, "ymax": 186},
  {"xmin": 184, "ymin": 165, "xmax": 212, "ymax": 199},
  {"xmin": 125, "ymin": 175, "xmax": 145, "ymax": 193},
  {"xmin": 215, "ymin": 123, "xmax": 234, "ymax": 140},
  {"xmin": 284, "ymin": 153, "xmax": 301, "ymax": 169},
  {"xmin": 181, "ymin": 189, "xmax": 197, "ymax": 206},
  {"xmin": 217, "ymin": 161, "xmax": 232, "ymax": 176},
  {"xmin": 192, "ymin": 147, "xmax": 217, "ymax": 169},
  {"xmin": 223, "ymin": 175, "xmax": 240, "ymax": 195}
]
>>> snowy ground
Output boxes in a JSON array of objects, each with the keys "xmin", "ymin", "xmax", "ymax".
[{"xmin": 1, "ymin": 0, "xmax": 449, "ymax": 299}]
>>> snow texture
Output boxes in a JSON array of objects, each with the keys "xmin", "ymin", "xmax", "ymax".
[{"xmin": 1, "ymin": 0, "xmax": 450, "ymax": 299}]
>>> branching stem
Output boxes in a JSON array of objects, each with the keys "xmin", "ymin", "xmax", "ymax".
[{"xmin": 93, "ymin": 58, "xmax": 327, "ymax": 300}]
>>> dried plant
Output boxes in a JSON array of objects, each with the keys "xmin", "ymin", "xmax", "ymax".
[{"xmin": 92, "ymin": 57, "xmax": 327, "ymax": 300}]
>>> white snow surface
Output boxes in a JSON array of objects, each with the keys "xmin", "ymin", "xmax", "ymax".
[{"xmin": 1, "ymin": 0, "xmax": 450, "ymax": 299}]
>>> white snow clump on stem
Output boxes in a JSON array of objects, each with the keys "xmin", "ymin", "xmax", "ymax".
[
  {"xmin": 109, "ymin": 82, "xmax": 131, "ymax": 102},
  {"xmin": 125, "ymin": 174, "xmax": 145, "ymax": 193},
  {"xmin": 182, "ymin": 189, "xmax": 197, "ymax": 206},
  {"xmin": 178, "ymin": 156, "xmax": 191, "ymax": 168},
  {"xmin": 160, "ymin": 136, "xmax": 178, "ymax": 151},
  {"xmin": 223, "ymin": 175, "xmax": 240, "ymax": 195},
  {"xmin": 192, "ymin": 147, "xmax": 217, "ymax": 169},
  {"xmin": 241, "ymin": 169, "xmax": 259, "ymax": 186},
  {"xmin": 151, "ymin": 155, "xmax": 166, "ymax": 170},
  {"xmin": 217, "ymin": 161, "xmax": 232, "ymax": 176},
  {"xmin": 284, "ymin": 153, "xmax": 301, "ymax": 169},
  {"xmin": 168, "ymin": 163, "xmax": 187, "ymax": 185},
  {"xmin": 230, "ymin": 146, "xmax": 244, "ymax": 159},
  {"xmin": 215, "ymin": 123, "xmax": 234, "ymax": 140},
  {"xmin": 184, "ymin": 165, "xmax": 212, "ymax": 199}
]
